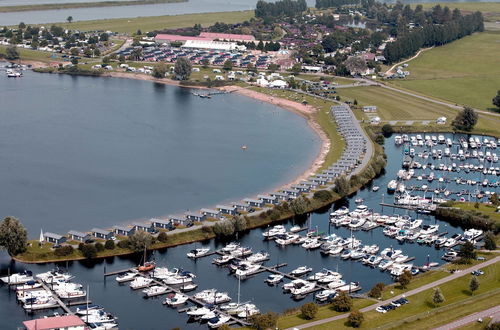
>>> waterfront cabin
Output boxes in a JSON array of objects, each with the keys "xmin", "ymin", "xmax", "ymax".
[
  {"xmin": 44, "ymin": 232, "xmax": 67, "ymax": 245},
  {"xmin": 91, "ymin": 228, "xmax": 113, "ymax": 240},
  {"xmin": 113, "ymin": 225, "xmax": 135, "ymax": 237},
  {"xmin": 67, "ymin": 230, "xmax": 90, "ymax": 243},
  {"xmin": 282, "ymin": 188, "xmax": 300, "ymax": 198},
  {"xmin": 291, "ymin": 184, "xmax": 310, "ymax": 193},
  {"xmin": 168, "ymin": 214, "xmax": 190, "ymax": 226},
  {"xmin": 216, "ymin": 205, "xmax": 237, "ymax": 216},
  {"xmin": 270, "ymin": 191, "xmax": 289, "ymax": 202},
  {"xmin": 185, "ymin": 211, "xmax": 206, "ymax": 222},
  {"xmin": 150, "ymin": 218, "xmax": 173, "ymax": 230},
  {"xmin": 232, "ymin": 202, "xmax": 251, "ymax": 212},
  {"xmin": 200, "ymin": 208, "xmax": 221, "ymax": 219},
  {"xmin": 132, "ymin": 222, "xmax": 154, "ymax": 233},
  {"xmin": 257, "ymin": 194, "xmax": 277, "ymax": 205},
  {"xmin": 23, "ymin": 315, "xmax": 86, "ymax": 330},
  {"xmin": 301, "ymin": 180, "xmax": 319, "ymax": 189},
  {"xmin": 243, "ymin": 198, "xmax": 264, "ymax": 208}
]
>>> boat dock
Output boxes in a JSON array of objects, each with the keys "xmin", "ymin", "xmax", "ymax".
[
  {"xmin": 104, "ymin": 268, "xmax": 135, "ymax": 277},
  {"xmin": 37, "ymin": 280, "xmax": 91, "ymax": 314},
  {"xmin": 379, "ymin": 203, "xmax": 437, "ymax": 212}
]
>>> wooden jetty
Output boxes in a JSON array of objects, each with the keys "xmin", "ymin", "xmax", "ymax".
[
  {"xmin": 104, "ymin": 268, "xmax": 135, "ymax": 277},
  {"xmin": 38, "ymin": 280, "xmax": 74, "ymax": 314}
]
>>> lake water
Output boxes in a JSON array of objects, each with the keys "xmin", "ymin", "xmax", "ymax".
[
  {"xmin": 1, "ymin": 128, "xmax": 492, "ymax": 328},
  {"xmin": 0, "ymin": 67, "xmax": 319, "ymax": 235},
  {"xmin": 1, "ymin": 0, "xmax": 497, "ymax": 26}
]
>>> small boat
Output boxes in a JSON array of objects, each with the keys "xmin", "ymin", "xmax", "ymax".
[
  {"xmin": 187, "ymin": 248, "xmax": 211, "ymax": 258},
  {"xmin": 0, "ymin": 271, "xmax": 33, "ymax": 285},
  {"xmin": 15, "ymin": 280, "xmax": 42, "ymax": 292},
  {"xmin": 372, "ymin": 186, "xmax": 380, "ymax": 192},
  {"xmin": 208, "ymin": 315, "xmax": 231, "ymax": 328},
  {"xmin": 23, "ymin": 297, "xmax": 59, "ymax": 310},
  {"xmin": 180, "ymin": 283, "xmax": 198, "ymax": 292},
  {"xmin": 76, "ymin": 304, "xmax": 102, "ymax": 315},
  {"xmin": 163, "ymin": 293, "xmax": 189, "ymax": 306},
  {"xmin": 143, "ymin": 285, "xmax": 169, "ymax": 297},
  {"xmin": 237, "ymin": 306, "xmax": 260, "ymax": 318},
  {"xmin": 290, "ymin": 266, "xmax": 312, "ymax": 276},
  {"xmin": 186, "ymin": 305, "xmax": 213, "ymax": 317},
  {"xmin": 213, "ymin": 254, "xmax": 235, "ymax": 265},
  {"xmin": 265, "ymin": 274, "xmax": 284, "ymax": 285},
  {"xmin": 137, "ymin": 247, "xmax": 155, "ymax": 272},
  {"xmin": 245, "ymin": 251, "xmax": 270, "ymax": 263},
  {"xmin": 290, "ymin": 225, "xmax": 302, "ymax": 233},
  {"xmin": 241, "ymin": 145, "xmax": 247, "ymax": 150},
  {"xmin": 129, "ymin": 277, "xmax": 153, "ymax": 290},
  {"xmin": 115, "ymin": 272, "xmax": 137, "ymax": 283},
  {"xmin": 315, "ymin": 289, "xmax": 337, "ymax": 302}
]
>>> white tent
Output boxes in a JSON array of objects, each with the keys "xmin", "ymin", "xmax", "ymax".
[
  {"xmin": 256, "ymin": 78, "xmax": 269, "ymax": 87},
  {"xmin": 270, "ymin": 80, "xmax": 288, "ymax": 89}
]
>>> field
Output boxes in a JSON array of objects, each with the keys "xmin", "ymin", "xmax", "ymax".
[
  {"xmin": 308, "ymin": 261, "xmax": 500, "ymax": 329},
  {"xmin": 387, "ymin": 31, "xmax": 500, "ymax": 112},
  {"xmin": 0, "ymin": 0, "xmax": 185, "ymax": 13},
  {"xmin": 414, "ymin": 2, "xmax": 500, "ymax": 22},
  {"xmin": 47, "ymin": 10, "xmax": 254, "ymax": 34}
]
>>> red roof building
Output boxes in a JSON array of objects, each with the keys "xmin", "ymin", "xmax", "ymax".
[
  {"xmin": 23, "ymin": 315, "xmax": 86, "ymax": 330},
  {"xmin": 154, "ymin": 34, "xmax": 209, "ymax": 42},
  {"xmin": 199, "ymin": 32, "xmax": 255, "ymax": 42}
]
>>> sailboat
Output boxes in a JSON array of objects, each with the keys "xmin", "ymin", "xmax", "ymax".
[{"xmin": 137, "ymin": 246, "xmax": 155, "ymax": 272}]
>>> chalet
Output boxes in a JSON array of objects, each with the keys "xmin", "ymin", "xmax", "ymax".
[
  {"xmin": 216, "ymin": 205, "xmax": 237, "ymax": 216},
  {"xmin": 362, "ymin": 105, "xmax": 377, "ymax": 113},
  {"xmin": 132, "ymin": 222, "xmax": 153, "ymax": 233},
  {"xmin": 168, "ymin": 214, "xmax": 189, "ymax": 225},
  {"xmin": 67, "ymin": 230, "xmax": 89, "ymax": 243},
  {"xmin": 113, "ymin": 225, "xmax": 135, "ymax": 237},
  {"xmin": 200, "ymin": 208, "xmax": 221, "ymax": 219},
  {"xmin": 185, "ymin": 211, "xmax": 206, "ymax": 222},
  {"xmin": 243, "ymin": 198, "xmax": 264, "ymax": 208},
  {"xmin": 150, "ymin": 218, "xmax": 173, "ymax": 229},
  {"xmin": 44, "ymin": 232, "xmax": 67, "ymax": 245},
  {"xmin": 91, "ymin": 228, "xmax": 113, "ymax": 240},
  {"xmin": 270, "ymin": 191, "xmax": 289, "ymax": 202},
  {"xmin": 257, "ymin": 194, "xmax": 277, "ymax": 205},
  {"xmin": 232, "ymin": 202, "xmax": 251, "ymax": 212},
  {"xmin": 291, "ymin": 184, "xmax": 310, "ymax": 193},
  {"xmin": 282, "ymin": 188, "xmax": 300, "ymax": 198}
]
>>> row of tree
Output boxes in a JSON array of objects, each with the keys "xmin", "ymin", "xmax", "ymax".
[
  {"xmin": 255, "ymin": 0, "xmax": 307, "ymax": 18},
  {"xmin": 315, "ymin": 0, "xmax": 359, "ymax": 9},
  {"xmin": 384, "ymin": 11, "xmax": 484, "ymax": 63}
]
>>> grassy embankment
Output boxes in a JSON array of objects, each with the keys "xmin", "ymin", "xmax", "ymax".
[
  {"xmin": 0, "ymin": 0, "xmax": 185, "ymax": 13},
  {"xmin": 303, "ymin": 261, "xmax": 499, "ymax": 329},
  {"xmin": 385, "ymin": 31, "xmax": 500, "ymax": 113},
  {"xmin": 45, "ymin": 10, "xmax": 254, "ymax": 34}
]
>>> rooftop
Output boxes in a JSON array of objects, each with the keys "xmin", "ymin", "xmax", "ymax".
[{"xmin": 23, "ymin": 315, "xmax": 85, "ymax": 330}]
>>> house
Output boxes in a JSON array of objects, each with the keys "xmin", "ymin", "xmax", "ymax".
[
  {"xmin": 257, "ymin": 194, "xmax": 277, "ymax": 205},
  {"xmin": 91, "ymin": 228, "xmax": 113, "ymax": 240},
  {"xmin": 232, "ymin": 202, "xmax": 251, "ymax": 212},
  {"xmin": 169, "ymin": 214, "xmax": 189, "ymax": 225},
  {"xmin": 436, "ymin": 117, "xmax": 447, "ymax": 125},
  {"xmin": 362, "ymin": 105, "xmax": 377, "ymax": 113},
  {"xmin": 270, "ymin": 191, "xmax": 289, "ymax": 201},
  {"xmin": 150, "ymin": 218, "xmax": 173, "ymax": 229},
  {"xmin": 370, "ymin": 116, "xmax": 381, "ymax": 125},
  {"xmin": 44, "ymin": 232, "xmax": 67, "ymax": 245},
  {"xmin": 132, "ymin": 222, "xmax": 153, "ymax": 233},
  {"xmin": 200, "ymin": 208, "xmax": 221, "ymax": 219},
  {"xmin": 185, "ymin": 211, "xmax": 206, "ymax": 222},
  {"xmin": 302, "ymin": 65, "xmax": 322, "ymax": 73},
  {"xmin": 23, "ymin": 315, "xmax": 86, "ymax": 330},
  {"xmin": 216, "ymin": 205, "xmax": 237, "ymax": 215},
  {"xmin": 256, "ymin": 77, "xmax": 269, "ymax": 87},
  {"xmin": 67, "ymin": 230, "xmax": 89, "ymax": 242},
  {"xmin": 243, "ymin": 198, "xmax": 264, "ymax": 208},
  {"xmin": 112, "ymin": 225, "xmax": 135, "ymax": 237}
]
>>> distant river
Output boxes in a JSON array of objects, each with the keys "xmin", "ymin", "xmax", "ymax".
[
  {"xmin": 0, "ymin": 0, "xmax": 498, "ymax": 26},
  {"xmin": 0, "ymin": 68, "xmax": 319, "ymax": 234}
]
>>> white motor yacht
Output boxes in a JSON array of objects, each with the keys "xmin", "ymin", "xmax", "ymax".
[
  {"xmin": 163, "ymin": 293, "xmax": 189, "ymax": 306},
  {"xmin": 187, "ymin": 248, "xmax": 211, "ymax": 258},
  {"xmin": 129, "ymin": 277, "xmax": 153, "ymax": 290},
  {"xmin": 1, "ymin": 271, "xmax": 33, "ymax": 285},
  {"xmin": 265, "ymin": 274, "xmax": 284, "ymax": 285},
  {"xmin": 208, "ymin": 315, "xmax": 231, "ymax": 329},
  {"xmin": 143, "ymin": 285, "xmax": 169, "ymax": 297},
  {"xmin": 115, "ymin": 272, "xmax": 138, "ymax": 283},
  {"xmin": 290, "ymin": 266, "xmax": 312, "ymax": 276}
]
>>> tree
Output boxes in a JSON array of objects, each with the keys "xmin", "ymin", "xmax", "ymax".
[
  {"xmin": 104, "ymin": 239, "xmax": 115, "ymax": 250},
  {"xmin": 469, "ymin": 276, "xmax": 479, "ymax": 295},
  {"xmin": 300, "ymin": 302, "xmax": 318, "ymax": 320},
  {"xmin": 398, "ymin": 270, "xmax": 412, "ymax": 289},
  {"xmin": 483, "ymin": 232, "xmax": 497, "ymax": 250},
  {"xmin": 232, "ymin": 216, "xmax": 247, "ymax": 233},
  {"xmin": 102, "ymin": 56, "xmax": 110, "ymax": 64},
  {"xmin": 201, "ymin": 59, "xmax": 210, "ymax": 69},
  {"xmin": 54, "ymin": 245, "xmax": 74, "ymax": 256},
  {"xmin": 458, "ymin": 241, "xmax": 476, "ymax": 262},
  {"xmin": 223, "ymin": 59, "xmax": 233, "ymax": 71},
  {"xmin": 157, "ymin": 231, "xmax": 168, "ymax": 243},
  {"xmin": 432, "ymin": 287, "xmax": 445, "ymax": 306},
  {"xmin": 95, "ymin": 242, "xmax": 104, "ymax": 252},
  {"xmin": 152, "ymin": 62, "xmax": 168, "ymax": 79},
  {"xmin": 492, "ymin": 89, "xmax": 500, "ymax": 110},
  {"xmin": 313, "ymin": 190, "xmax": 332, "ymax": 203},
  {"xmin": 348, "ymin": 310, "xmax": 364, "ymax": 328},
  {"xmin": 174, "ymin": 57, "xmax": 192, "ymax": 80},
  {"xmin": 71, "ymin": 58, "xmax": 78, "ymax": 66},
  {"xmin": 333, "ymin": 175, "xmax": 350, "ymax": 197},
  {"xmin": 344, "ymin": 56, "xmax": 367, "ymax": 76},
  {"xmin": 249, "ymin": 312, "xmax": 278, "ymax": 330},
  {"xmin": 290, "ymin": 196, "xmax": 309, "ymax": 215},
  {"xmin": 128, "ymin": 231, "xmax": 153, "ymax": 252},
  {"xmin": 118, "ymin": 54, "xmax": 126, "ymax": 63},
  {"xmin": 368, "ymin": 282, "xmax": 385, "ymax": 298},
  {"xmin": 490, "ymin": 193, "xmax": 500, "ymax": 207},
  {"xmin": 291, "ymin": 63, "xmax": 302, "ymax": 74},
  {"xmin": 93, "ymin": 48, "xmax": 101, "ymax": 57},
  {"xmin": 213, "ymin": 219, "xmax": 235, "ymax": 237},
  {"xmin": 70, "ymin": 47, "xmax": 79, "ymax": 56},
  {"xmin": 332, "ymin": 291, "xmax": 352, "ymax": 312},
  {"xmin": 83, "ymin": 47, "xmax": 93, "ymax": 57},
  {"xmin": 0, "ymin": 216, "xmax": 27, "ymax": 256},
  {"xmin": 452, "ymin": 107, "xmax": 478, "ymax": 131},
  {"xmin": 5, "ymin": 45, "xmax": 19, "ymax": 60},
  {"xmin": 381, "ymin": 124, "xmax": 394, "ymax": 137},
  {"xmin": 80, "ymin": 244, "xmax": 97, "ymax": 258},
  {"xmin": 67, "ymin": 16, "xmax": 73, "ymax": 23}
]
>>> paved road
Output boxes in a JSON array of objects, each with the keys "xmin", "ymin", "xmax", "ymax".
[
  {"xmin": 286, "ymin": 256, "xmax": 500, "ymax": 329},
  {"xmin": 433, "ymin": 305, "xmax": 500, "ymax": 330}
]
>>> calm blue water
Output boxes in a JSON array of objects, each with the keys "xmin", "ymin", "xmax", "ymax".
[
  {"xmin": 1, "ymin": 129, "xmax": 493, "ymax": 329},
  {"xmin": 0, "ymin": 67, "xmax": 319, "ymax": 235},
  {"xmin": 0, "ymin": 0, "xmax": 496, "ymax": 25}
]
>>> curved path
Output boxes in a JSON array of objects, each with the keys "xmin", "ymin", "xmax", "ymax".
[
  {"xmin": 286, "ymin": 256, "xmax": 500, "ymax": 329},
  {"xmin": 432, "ymin": 305, "xmax": 500, "ymax": 330},
  {"xmin": 384, "ymin": 47, "xmax": 434, "ymax": 76}
]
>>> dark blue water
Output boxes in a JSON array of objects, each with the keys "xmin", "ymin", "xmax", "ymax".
[
  {"xmin": 0, "ymin": 0, "xmax": 497, "ymax": 25},
  {"xmin": 0, "ymin": 68, "xmax": 319, "ymax": 235},
  {"xmin": 2, "ymin": 131, "xmax": 493, "ymax": 329}
]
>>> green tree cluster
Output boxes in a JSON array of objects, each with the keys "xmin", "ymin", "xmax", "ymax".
[
  {"xmin": 332, "ymin": 291, "xmax": 352, "ymax": 312},
  {"xmin": 452, "ymin": 107, "xmax": 478, "ymax": 132},
  {"xmin": 300, "ymin": 302, "xmax": 318, "ymax": 320},
  {"xmin": 128, "ymin": 231, "xmax": 153, "ymax": 252},
  {"xmin": 398, "ymin": 270, "xmax": 412, "ymax": 289},
  {"xmin": 174, "ymin": 57, "xmax": 192, "ymax": 80},
  {"xmin": 0, "ymin": 216, "xmax": 27, "ymax": 255},
  {"xmin": 368, "ymin": 282, "xmax": 385, "ymax": 298},
  {"xmin": 248, "ymin": 311, "xmax": 278, "ymax": 329},
  {"xmin": 348, "ymin": 310, "xmax": 364, "ymax": 328}
]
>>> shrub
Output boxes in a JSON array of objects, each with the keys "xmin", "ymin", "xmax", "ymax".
[
  {"xmin": 300, "ymin": 302, "xmax": 318, "ymax": 320},
  {"xmin": 368, "ymin": 282, "xmax": 385, "ymax": 298},
  {"xmin": 54, "ymin": 245, "xmax": 74, "ymax": 257},
  {"xmin": 95, "ymin": 242, "xmax": 104, "ymax": 252},
  {"xmin": 348, "ymin": 310, "xmax": 364, "ymax": 328},
  {"xmin": 483, "ymin": 232, "xmax": 497, "ymax": 250},
  {"xmin": 398, "ymin": 270, "xmax": 412, "ymax": 289},
  {"xmin": 249, "ymin": 312, "xmax": 278, "ymax": 329},
  {"xmin": 458, "ymin": 241, "xmax": 476, "ymax": 263},
  {"xmin": 104, "ymin": 240, "xmax": 115, "ymax": 250},
  {"xmin": 313, "ymin": 190, "xmax": 332, "ymax": 203},
  {"xmin": 381, "ymin": 124, "xmax": 394, "ymax": 137},
  {"xmin": 333, "ymin": 175, "xmax": 350, "ymax": 197},
  {"xmin": 157, "ymin": 231, "xmax": 168, "ymax": 243},
  {"xmin": 117, "ymin": 239, "xmax": 130, "ymax": 249},
  {"xmin": 213, "ymin": 219, "xmax": 235, "ymax": 237},
  {"xmin": 332, "ymin": 291, "xmax": 352, "ymax": 312},
  {"xmin": 80, "ymin": 244, "xmax": 97, "ymax": 259}
]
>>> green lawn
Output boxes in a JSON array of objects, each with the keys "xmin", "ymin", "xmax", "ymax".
[
  {"xmin": 387, "ymin": 31, "xmax": 500, "ymax": 112},
  {"xmin": 444, "ymin": 202, "xmax": 500, "ymax": 223},
  {"xmin": 305, "ymin": 261, "xmax": 500, "ymax": 329},
  {"xmin": 0, "ymin": 46, "xmax": 56, "ymax": 63},
  {"xmin": 46, "ymin": 10, "xmax": 254, "ymax": 34}
]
